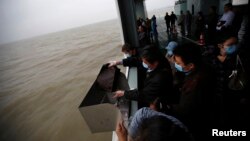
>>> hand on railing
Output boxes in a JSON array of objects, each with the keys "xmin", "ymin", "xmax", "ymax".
[
  {"xmin": 108, "ymin": 60, "xmax": 122, "ymax": 68},
  {"xmin": 108, "ymin": 61, "xmax": 118, "ymax": 67},
  {"xmin": 113, "ymin": 90, "xmax": 125, "ymax": 98}
]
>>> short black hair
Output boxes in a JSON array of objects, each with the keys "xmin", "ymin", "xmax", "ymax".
[
  {"xmin": 173, "ymin": 43, "xmax": 202, "ymax": 66},
  {"xmin": 122, "ymin": 43, "xmax": 135, "ymax": 52},
  {"xmin": 136, "ymin": 116, "xmax": 192, "ymax": 141},
  {"xmin": 225, "ymin": 2, "xmax": 233, "ymax": 9},
  {"xmin": 140, "ymin": 45, "xmax": 162, "ymax": 64}
]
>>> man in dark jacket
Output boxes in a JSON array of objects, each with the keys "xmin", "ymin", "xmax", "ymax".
[
  {"xmin": 171, "ymin": 43, "xmax": 216, "ymax": 140},
  {"xmin": 185, "ymin": 10, "xmax": 192, "ymax": 36},
  {"xmin": 164, "ymin": 12, "xmax": 171, "ymax": 32},
  {"xmin": 170, "ymin": 11, "xmax": 177, "ymax": 31},
  {"xmin": 108, "ymin": 43, "xmax": 146, "ymax": 90},
  {"xmin": 113, "ymin": 45, "xmax": 175, "ymax": 112}
]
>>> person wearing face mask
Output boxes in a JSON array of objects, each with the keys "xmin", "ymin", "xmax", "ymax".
[
  {"xmin": 165, "ymin": 41, "xmax": 184, "ymax": 88},
  {"xmin": 208, "ymin": 37, "xmax": 240, "ymax": 129},
  {"xmin": 113, "ymin": 45, "xmax": 175, "ymax": 112},
  {"xmin": 109, "ymin": 43, "xmax": 138, "ymax": 67},
  {"xmin": 217, "ymin": 37, "xmax": 238, "ymax": 62},
  {"xmin": 108, "ymin": 43, "xmax": 146, "ymax": 90},
  {"xmin": 170, "ymin": 43, "xmax": 217, "ymax": 140}
]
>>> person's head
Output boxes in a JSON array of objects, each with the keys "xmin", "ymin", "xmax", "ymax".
[
  {"xmin": 224, "ymin": 3, "xmax": 233, "ymax": 12},
  {"xmin": 166, "ymin": 12, "xmax": 169, "ymax": 15},
  {"xmin": 218, "ymin": 37, "xmax": 238, "ymax": 56},
  {"xmin": 180, "ymin": 10, "xmax": 183, "ymax": 14},
  {"xmin": 138, "ymin": 25, "xmax": 145, "ymax": 32},
  {"xmin": 141, "ymin": 45, "xmax": 162, "ymax": 71},
  {"xmin": 173, "ymin": 43, "xmax": 202, "ymax": 73},
  {"xmin": 122, "ymin": 43, "xmax": 136, "ymax": 56},
  {"xmin": 166, "ymin": 41, "xmax": 178, "ymax": 56},
  {"xmin": 186, "ymin": 10, "xmax": 190, "ymax": 15},
  {"xmin": 133, "ymin": 116, "xmax": 192, "ymax": 141},
  {"xmin": 171, "ymin": 11, "xmax": 174, "ymax": 14}
]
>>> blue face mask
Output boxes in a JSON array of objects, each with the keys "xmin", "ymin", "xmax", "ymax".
[
  {"xmin": 175, "ymin": 63, "xmax": 192, "ymax": 75},
  {"xmin": 174, "ymin": 63, "xmax": 184, "ymax": 72},
  {"xmin": 167, "ymin": 50, "xmax": 173, "ymax": 56},
  {"xmin": 225, "ymin": 44, "xmax": 237, "ymax": 55},
  {"xmin": 142, "ymin": 62, "xmax": 153, "ymax": 72},
  {"xmin": 142, "ymin": 62, "xmax": 148, "ymax": 69}
]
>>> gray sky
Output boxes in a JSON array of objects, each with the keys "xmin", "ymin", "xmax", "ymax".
[{"xmin": 0, "ymin": 0, "xmax": 174, "ymax": 44}]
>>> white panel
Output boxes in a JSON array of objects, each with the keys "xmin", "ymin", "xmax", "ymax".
[{"xmin": 232, "ymin": 0, "xmax": 248, "ymax": 5}]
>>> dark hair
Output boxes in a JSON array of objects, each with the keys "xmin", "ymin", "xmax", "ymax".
[
  {"xmin": 141, "ymin": 45, "xmax": 162, "ymax": 64},
  {"xmin": 122, "ymin": 43, "xmax": 135, "ymax": 52},
  {"xmin": 136, "ymin": 116, "xmax": 192, "ymax": 141},
  {"xmin": 141, "ymin": 45, "xmax": 171, "ymax": 69},
  {"xmin": 173, "ymin": 43, "xmax": 202, "ymax": 66},
  {"xmin": 225, "ymin": 2, "xmax": 233, "ymax": 9}
]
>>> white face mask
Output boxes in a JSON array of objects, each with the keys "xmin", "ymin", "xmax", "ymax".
[
  {"xmin": 167, "ymin": 50, "xmax": 173, "ymax": 56},
  {"xmin": 142, "ymin": 62, "xmax": 148, "ymax": 69},
  {"xmin": 174, "ymin": 63, "xmax": 192, "ymax": 75},
  {"xmin": 124, "ymin": 53, "xmax": 131, "ymax": 58},
  {"xmin": 174, "ymin": 63, "xmax": 184, "ymax": 72},
  {"xmin": 142, "ymin": 62, "xmax": 153, "ymax": 72}
]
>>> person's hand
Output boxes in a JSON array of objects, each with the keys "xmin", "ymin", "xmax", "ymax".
[
  {"xmin": 113, "ymin": 90, "xmax": 125, "ymax": 98},
  {"xmin": 149, "ymin": 97, "xmax": 160, "ymax": 111},
  {"xmin": 116, "ymin": 121, "xmax": 128, "ymax": 141},
  {"xmin": 108, "ymin": 61, "xmax": 118, "ymax": 67}
]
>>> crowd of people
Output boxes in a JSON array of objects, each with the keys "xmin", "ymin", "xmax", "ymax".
[
  {"xmin": 108, "ymin": 2, "xmax": 249, "ymax": 141},
  {"xmin": 136, "ymin": 15, "xmax": 159, "ymax": 47},
  {"xmin": 176, "ymin": 3, "xmax": 244, "ymax": 44}
]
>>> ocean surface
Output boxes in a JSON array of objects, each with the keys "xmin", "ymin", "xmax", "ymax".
[
  {"xmin": 0, "ymin": 6, "xmax": 173, "ymax": 141},
  {"xmin": 0, "ymin": 19, "xmax": 124, "ymax": 141}
]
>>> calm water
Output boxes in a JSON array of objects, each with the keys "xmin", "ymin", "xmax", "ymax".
[
  {"xmin": 0, "ymin": 6, "xmax": 174, "ymax": 140},
  {"xmin": 0, "ymin": 19, "xmax": 124, "ymax": 141}
]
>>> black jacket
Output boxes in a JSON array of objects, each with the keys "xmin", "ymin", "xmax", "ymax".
[
  {"xmin": 124, "ymin": 64, "xmax": 174, "ymax": 108},
  {"xmin": 122, "ymin": 56, "xmax": 142, "ymax": 67},
  {"xmin": 172, "ymin": 66, "xmax": 216, "ymax": 139},
  {"xmin": 122, "ymin": 56, "xmax": 147, "ymax": 90}
]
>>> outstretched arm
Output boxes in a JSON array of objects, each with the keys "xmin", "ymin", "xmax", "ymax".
[{"xmin": 116, "ymin": 121, "xmax": 128, "ymax": 141}]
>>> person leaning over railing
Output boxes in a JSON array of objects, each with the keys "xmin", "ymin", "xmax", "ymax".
[
  {"xmin": 112, "ymin": 45, "xmax": 175, "ymax": 112},
  {"xmin": 108, "ymin": 43, "xmax": 146, "ymax": 93}
]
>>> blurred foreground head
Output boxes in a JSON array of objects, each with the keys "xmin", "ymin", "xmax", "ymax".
[{"xmin": 133, "ymin": 116, "xmax": 192, "ymax": 141}]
